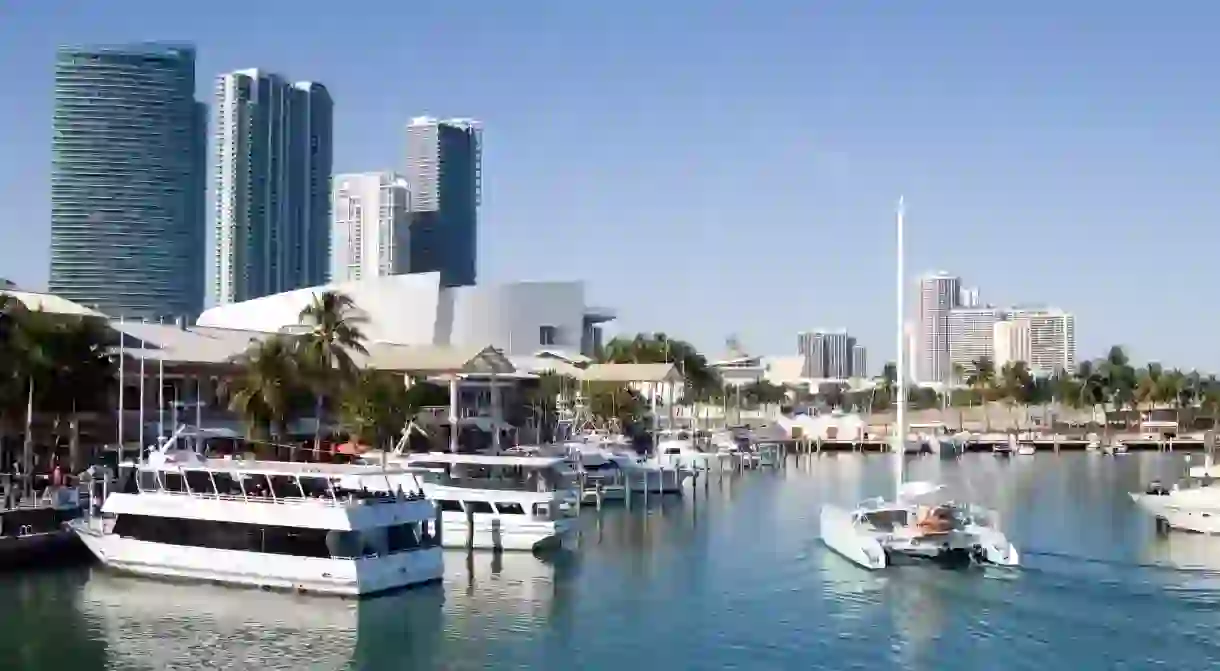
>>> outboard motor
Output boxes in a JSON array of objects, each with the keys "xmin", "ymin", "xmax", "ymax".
[{"xmin": 1144, "ymin": 480, "xmax": 1170, "ymax": 496}]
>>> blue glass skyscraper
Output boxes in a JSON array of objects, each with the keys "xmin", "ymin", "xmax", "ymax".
[
  {"xmin": 404, "ymin": 117, "xmax": 481, "ymax": 287},
  {"xmin": 49, "ymin": 43, "xmax": 206, "ymax": 319}
]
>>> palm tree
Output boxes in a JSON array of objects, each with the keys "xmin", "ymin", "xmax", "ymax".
[
  {"xmin": 965, "ymin": 357, "xmax": 996, "ymax": 430},
  {"xmin": 297, "ymin": 291, "xmax": 369, "ymax": 454},
  {"xmin": 223, "ymin": 336, "xmax": 303, "ymax": 447},
  {"xmin": 339, "ymin": 370, "xmax": 416, "ymax": 450},
  {"xmin": 998, "ymin": 361, "xmax": 1033, "ymax": 429}
]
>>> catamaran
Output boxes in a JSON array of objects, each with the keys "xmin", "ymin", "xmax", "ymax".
[
  {"xmin": 1131, "ymin": 447, "xmax": 1220, "ymax": 534},
  {"xmin": 818, "ymin": 198, "xmax": 1020, "ymax": 570}
]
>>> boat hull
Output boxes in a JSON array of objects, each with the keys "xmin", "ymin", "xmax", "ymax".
[
  {"xmin": 70, "ymin": 520, "xmax": 444, "ymax": 597},
  {"xmin": 1130, "ymin": 493, "xmax": 1220, "ymax": 534},
  {"xmin": 437, "ymin": 515, "xmax": 574, "ymax": 551},
  {"xmin": 819, "ymin": 506, "xmax": 887, "ymax": 570}
]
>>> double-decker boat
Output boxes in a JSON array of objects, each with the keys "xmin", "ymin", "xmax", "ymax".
[{"xmin": 70, "ymin": 439, "xmax": 444, "ymax": 597}]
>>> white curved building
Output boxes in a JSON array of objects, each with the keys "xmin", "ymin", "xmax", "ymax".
[{"xmin": 197, "ymin": 272, "xmax": 613, "ymax": 358}]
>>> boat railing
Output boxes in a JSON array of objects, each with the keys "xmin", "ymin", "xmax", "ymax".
[{"xmin": 141, "ymin": 487, "xmax": 428, "ymax": 507}]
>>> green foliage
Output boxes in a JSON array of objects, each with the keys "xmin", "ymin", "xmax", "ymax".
[
  {"xmin": 601, "ymin": 332, "xmax": 722, "ymax": 401},
  {"xmin": 586, "ymin": 382, "xmax": 646, "ymax": 429},
  {"xmin": 339, "ymin": 370, "xmax": 416, "ymax": 448}
]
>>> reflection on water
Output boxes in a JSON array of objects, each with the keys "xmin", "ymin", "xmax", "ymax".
[{"xmin": 6, "ymin": 453, "xmax": 1220, "ymax": 669}]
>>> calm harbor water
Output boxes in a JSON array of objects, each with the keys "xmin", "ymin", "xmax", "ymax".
[{"xmin": 2, "ymin": 452, "xmax": 1218, "ymax": 670}]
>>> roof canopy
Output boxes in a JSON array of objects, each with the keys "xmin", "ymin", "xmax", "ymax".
[
  {"xmin": 576, "ymin": 363, "xmax": 683, "ymax": 384},
  {"xmin": 109, "ymin": 321, "xmax": 515, "ymax": 376}
]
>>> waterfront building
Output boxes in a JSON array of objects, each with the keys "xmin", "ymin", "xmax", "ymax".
[
  {"xmin": 405, "ymin": 116, "xmax": 482, "ymax": 288},
  {"xmin": 49, "ymin": 43, "xmax": 206, "ymax": 320},
  {"xmin": 992, "ymin": 319, "xmax": 1032, "ymax": 371},
  {"xmin": 212, "ymin": 70, "xmax": 333, "ymax": 306},
  {"xmin": 958, "ymin": 286, "xmax": 980, "ymax": 309},
  {"xmin": 1006, "ymin": 307, "xmax": 1076, "ymax": 375},
  {"xmin": 330, "ymin": 172, "xmax": 411, "ymax": 282},
  {"xmin": 948, "ymin": 306, "xmax": 1005, "ymax": 380},
  {"xmin": 916, "ymin": 272, "xmax": 961, "ymax": 384},
  {"xmin": 197, "ymin": 272, "xmax": 613, "ymax": 360}
]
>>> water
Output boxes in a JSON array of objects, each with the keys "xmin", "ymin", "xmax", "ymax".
[{"xmin": 1, "ymin": 453, "xmax": 1217, "ymax": 670}]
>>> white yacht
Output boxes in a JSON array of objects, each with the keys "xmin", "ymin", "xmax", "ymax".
[
  {"xmin": 819, "ymin": 197, "xmax": 1020, "ymax": 571},
  {"xmin": 70, "ymin": 443, "xmax": 444, "ymax": 597},
  {"xmin": 653, "ymin": 429, "xmax": 719, "ymax": 470},
  {"xmin": 1131, "ymin": 457, "xmax": 1220, "ymax": 534},
  {"xmin": 392, "ymin": 452, "xmax": 580, "ymax": 551}
]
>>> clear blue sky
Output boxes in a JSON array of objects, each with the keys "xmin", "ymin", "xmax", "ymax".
[{"xmin": 2, "ymin": 1, "xmax": 1218, "ymax": 370}]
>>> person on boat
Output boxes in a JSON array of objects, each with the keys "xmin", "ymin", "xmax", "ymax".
[{"xmin": 915, "ymin": 505, "xmax": 954, "ymax": 533}]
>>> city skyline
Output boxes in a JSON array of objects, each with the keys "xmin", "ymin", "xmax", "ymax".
[
  {"xmin": 3, "ymin": 3, "xmax": 1217, "ymax": 368},
  {"xmin": 330, "ymin": 171, "xmax": 411, "ymax": 282}
]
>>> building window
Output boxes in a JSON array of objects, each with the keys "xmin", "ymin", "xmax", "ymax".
[{"xmin": 539, "ymin": 325, "xmax": 558, "ymax": 347}]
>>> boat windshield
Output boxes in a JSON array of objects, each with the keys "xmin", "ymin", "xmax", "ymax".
[{"xmin": 414, "ymin": 461, "xmax": 576, "ymax": 493}]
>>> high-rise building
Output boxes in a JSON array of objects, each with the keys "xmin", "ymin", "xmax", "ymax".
[
  {"xmin": 797, "ymin": 329, "xmax": 853, "ymax": 379},
  {"xmin": 958, "ymin": 287, "xmax": 980, "ymax": 309},
  {"xmin": 948, "ymin": 306, "xmax": 1004, "ymax": 380},
  {"xmin": 992, "ymin": 319, "xmax": 1032, "ymax": 371},
  {"xmin": 49, "ymin": 43, "xmax": 206, "ymax": 319},
  {"xmin": 850, "ymin": 343, "xmax": 868, "ymax": 379},
  {"xmin": 1007, "ymin": 307, "xmax": 1076, "ymax": 374},
  {"xmin": 405, "ymin": 116, "xmax": 481, "ymax": 288},
  {"xmin": 917, "ymin": 272, "xmax": 961, "ymax": 384},
  {"xmin": 212, "ymin": 70, "xmax": 333, "ymax": 305},
  {"xmin": 330, "ymin": 173, "xmax": 411, "ymax": 282}
]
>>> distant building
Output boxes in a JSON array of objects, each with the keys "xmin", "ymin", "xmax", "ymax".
[
  {"xmin": 992, "ymin": 319, "xmax": 1032, "ymax": 371},
  {"xmin": 948, "ymin": 306, "xmax": 1005, "ymax": 380},
  {"xmin": 797, "ymin": 329, "xmax": 856, "ymax": 379},
  {"xmin": 49, "ymin": 43, "xmax": 206, "ymax": 320},
  {"xmin": 212, "ymin": 69, "xmax": 333, "ymax": 306},
  {"xmin": 917, "ymin": 272, "xmax": 961, "ymax": 384},
  {"xmin": 1007, "ymin": 307, "xmax": 1076, "ymax": 374},
  {"xmin": 330, "ymin": 172, "xmax": 411, "ymax": 282},
  {"xmin": 850, "ymin": 343, "xmax": 867, "ymax": 378},
  {"xmin": 405, "ymin": 116, "xmax": 481, "ymax": 288}
]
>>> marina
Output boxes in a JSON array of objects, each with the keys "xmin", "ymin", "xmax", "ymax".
[{"xmin": 1, "ymin": 452, "xmax": 1218, "ymax": 670}]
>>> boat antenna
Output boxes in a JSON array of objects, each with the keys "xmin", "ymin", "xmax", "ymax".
[{"xmin": 894, "ymin": 196, "xmax": 907, "ymax": 500}]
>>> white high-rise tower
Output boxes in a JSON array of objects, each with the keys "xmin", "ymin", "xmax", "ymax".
[
  {"xmin": 329, "ymin": 173, "xmax": 411, "ymax": 282},
  {"xmin": 916, "ymin": 272, "xmax": 961, "ymax": 384}
]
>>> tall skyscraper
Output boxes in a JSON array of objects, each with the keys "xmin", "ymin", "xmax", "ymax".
[
  {"xmin": 212, "ymin": 70, "xmax": 333, "ymax": 305},
  {"xmin": 49, "ymin": 43, "xmax": 206, "ymax": 319},
  {"xmin": 948, "ymin": 306, "xmax": 1005, "ymax": 380},
  {"xmin": 405, "ymin": 116, "xmax": 481, "ymax": 287},
  {"xmin": 330, "ymin": 172, "xmax": 411, "ymax": 282},
  {"xmin": 917, "ymin": 272, "xmax": 961, "ymax": 384},
  {"xmin": 1007, "ymin": 307, "xmax": 1076, "ymax": 374}
]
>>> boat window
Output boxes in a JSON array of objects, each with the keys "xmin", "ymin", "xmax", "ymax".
[
  {"xmin": 162, "ymin": 472, "xmax": 186, "ymax": 493},
  {"xmin": 242, "ymin": 473, "xmax": 272, "ymax": 498},
  {"xmin": 466, "ymin": 500, "xmax": 495, "ymax": 514},
  {"xmin": 531, "ymin": 503, "xmax": 553, "ymax": 519},
  {"xmin": 862, "ymin": 509, "xmax": 910, "ymax": 532},
  {"xmin": 437, "ymin": 499, "xmax": 464, "ymax": 512},
  {"xmin": 211, "ymin": 472, "xmax": 242, "ymax": 496},
  {"xmin": 387, "ymin": 522, "xmax": 421, "ymax": 552},
  {"xmin": 113, "ymin": 514, "xmax": 330, "ymax": 558},
  {"xmin": 137, "ymin": 470, "xmax": 160, "ymax": 492},
  {"xmin": 298, "ymin": 475, "xmax": 332, "ymax": 499},
  {"xmin": 325, "ymin": 530, "xmax": 362, "ymax": 558},
  {"xmin": 665, "ymin": 448, "xmax": 682, "ymax": 455},
  {"xmin": 184, "ymin": 470, "xmax": 216, "ymax": 494},
  {"xmin": 495, "ymin": 502, "xmax": 526, "ymax": 515},
  {"xmin": 269, "ymin": 475, "xmax": 305, "ymax": 499}
]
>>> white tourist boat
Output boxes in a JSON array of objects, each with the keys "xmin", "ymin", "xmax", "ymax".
[
  {"xmin": 654, "ymin": 429, "xmax": 720, "ymax": 470},
  {"xmin": 390, "ymin": 452, "xmax": 580, "ymax": 551},
  {"xmin": 70, "ymin": 438, "xmax": 444, "ymax": 597},
  {"xmin": 1130, "ymin": 455, "xmax": 1220, "ymax": 534},
  {"xmin": 819, "ymin": 198, "xmax": 1020, "ymax": 571},
  {"xmin": 568, "ymin": 440, "xmax": 689, "ymax": 494}
]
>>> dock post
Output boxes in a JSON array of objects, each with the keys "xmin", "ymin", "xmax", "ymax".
[
  {"xmin": 595, "ymin": 481, "xmax": 603, "ymax": 511},
  {"xmin": 434, "ymin": 497, "xmax": 444, "ymax": 548},
  {"xmin": 465, "ymin": 503, "xmax": 475, "ymax": 549},
  {"xmin": 625, "ymin": 472, "xmax": 633, "ymax": 508},
  {"xmin": 642, "ymin": 472, "xmax": 649, "ymax": 507},
  {"xmin": 1054, "ymin": 434, "xmax": 1060, "ymax": 453}
]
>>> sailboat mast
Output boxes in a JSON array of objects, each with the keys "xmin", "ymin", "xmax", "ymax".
[{"xmin": 894, "ymin": 197, "xmax": 907, "ymax": 500}]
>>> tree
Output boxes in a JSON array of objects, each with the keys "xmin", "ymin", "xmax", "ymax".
[
  {"xmin": 742, "ymin": 380, "xmax": 788, "ymax": 407},
  {"xmin": 222, "ymin": 336, "xmax": 304, "ymax": 445},
  {"xmin": 338, "ymin": 370, "xmax": 415, "ymax": 449},
  {"xmin": 586, "ymin": 382, "xmax": 646, "ymax": 431},
  {"xmin": 998, "ymin": 360, "xmax": 1034, "ymax": 428},
  {"xmin": 601, "ymin": 332, "xmax": 722, "ymax": 402},
  {"xmin": 297, "ymin": 291, "xmax": 369, "ymax": 453}
]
